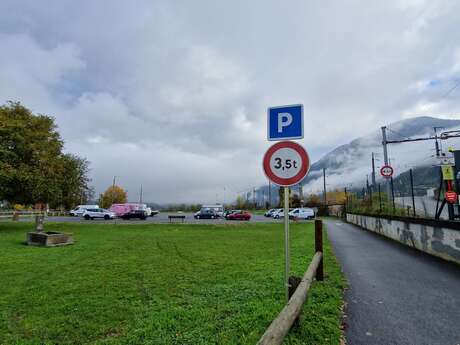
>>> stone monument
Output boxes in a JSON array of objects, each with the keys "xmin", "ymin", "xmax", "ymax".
[{"xmin": 27, "ymin": 214, "xmax": 74, "ymax": 247}]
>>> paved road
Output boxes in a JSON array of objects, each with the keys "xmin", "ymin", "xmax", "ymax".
[
  {"xmin": 9, "ymin": 213, "xmax": 304, "ymax": 225},
  {"xmin": 325, "ymin": 220, "xmax": 460, "ymax": 345}
]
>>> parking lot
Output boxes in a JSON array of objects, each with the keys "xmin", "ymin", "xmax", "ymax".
[{"xmin": 12, "ymin": 212, "xmax": 315, "ymax": 225}]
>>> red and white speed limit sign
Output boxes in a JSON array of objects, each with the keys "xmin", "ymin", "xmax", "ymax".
[
  {"xmin": 445, "ymin": 191, "xmax": 458, "ymax": 203},
  {"xmin": 263, "ymin": 141, "xmax": 310, "ymax": 186},
  {"xmin": 380, "ymin": 165, "xmax": 394, "ymax": 178}
]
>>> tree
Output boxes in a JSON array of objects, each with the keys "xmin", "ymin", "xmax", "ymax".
[
  {"xmin": 0, "ymin": 101, "xmax": 92, "ymax": 207},
  {"xmin": 291, "ymin": 194, "xmax": 301, "ymax": 208},
  {"xmin": 326, "ymin": 190, "xmax": 346, "ymax": 204},
  {"xmin": 305, "ymin": 194, "xmax": 322, "ymax": 207},
  {"xmin": 235, "ymin": 195, "xmax": 246, "ymax": 209},
  {"xmin": 99, "ymin": 185, "xmax": 127, "ymax": 208},
  {"xmin": 56, "ymin": 154, "xmax": 94, "ymax": 209}
]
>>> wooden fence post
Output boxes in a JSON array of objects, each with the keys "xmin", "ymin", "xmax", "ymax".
[{"xmin": 315, "ymin": 220, "xmax": 324, "ymax": 281}]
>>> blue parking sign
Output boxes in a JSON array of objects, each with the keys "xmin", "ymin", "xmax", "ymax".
[{"xmin": 267, "ymin": 104, "xmax": 303, "ymax": 141}]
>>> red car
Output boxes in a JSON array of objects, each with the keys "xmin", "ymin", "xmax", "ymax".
[{"xmin": 225, "ymin": 210, "xmax": 251, "ymax": 221}]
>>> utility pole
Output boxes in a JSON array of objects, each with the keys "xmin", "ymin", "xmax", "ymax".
[
  {"xmin": 371, "ymin": 152, "xmax": 376, "ymax": 188},
  {"xmin": 111, "ymin": 176, "xmax": 117, "ymax": 206},
  {"xmin": 139, "ymin": 184, "xmax": 143, "ymax": 204},
  {"xmin": 299, "ymin": 183, "xmax": 304, "ymax": 207},
  {"xmin": 253, "ymin": 187, "xmax": 256, "ymax": 208},
  {"xmin": 366, "ymin": 175, "xmax": 370, "ymax": 197},
  {"xmin": 381, "ymin": 126, "xmax": 392, "ymax": 201},
  {"xmin": 268, "ymin": 181, "xmax": 272, "ymax": 208},
  {"xmin": 433, "ymin": 127, "xmax": 442, "ymax": 157},
  {"xmin": 323, "ymin": 168, "xmax": 327, "ymax": 205},
  {"xmin": 111, "ymin": 176, "xmax": 117, "ymax": 224},
  {"xmin": 409, "ymin": 169, "xmax": 416, "ymax": 217}
]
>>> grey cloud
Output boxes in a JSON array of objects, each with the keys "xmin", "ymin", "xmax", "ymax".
[{"xmin": 1, "ymin": 0, "xmax": 460, "ymax": 202}]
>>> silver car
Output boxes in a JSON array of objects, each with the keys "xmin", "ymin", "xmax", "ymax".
[{"xmin": 82, "ymin": 208, "xmax": 116, "ymax": 220}]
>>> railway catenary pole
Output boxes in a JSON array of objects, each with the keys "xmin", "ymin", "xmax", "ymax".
[
  {"xmin": 371, "ymin": 152, "xmax": 376, "ymax": 188},
  {"xmin": 381, "ymin": 127, "xmax": 392, "ymax": 202},
  {"xmin": 323, "ymin": 168, "xmax": 327, "ymax": 205}
]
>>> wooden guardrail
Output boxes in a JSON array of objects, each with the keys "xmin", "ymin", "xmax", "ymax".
[
  {"xmin": 257, "ymin": 220, "xmax": 324, "ymax": 345},
  {"xmin": 0, "ymin": 210, "xmax": 68, "ymax": 220}
]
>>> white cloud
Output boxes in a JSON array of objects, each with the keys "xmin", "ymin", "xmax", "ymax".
[{"xmin": 1, "ymin": 0, "xmax": 460, "ymax": 203}]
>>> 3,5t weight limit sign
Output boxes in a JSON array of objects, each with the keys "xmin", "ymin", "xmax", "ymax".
[{"xmin": 263, "ymin": 141, "xmax": 310, "ymax": 186}]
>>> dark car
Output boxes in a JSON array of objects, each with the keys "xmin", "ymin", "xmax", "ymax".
[
  {"xmin": 223, "ymin": 209, "xmax": 237, "ymax": 217},
  {"xmin": 226, "ymin": 210, "xmax": 251, "ymax": 221},
  {"xmin": 194, "ymin": 209, "xmax": 219, "ymax": 219},
  {"xmin": 121, "ymin": 209, "xmax": 147, "ymax": 220}
]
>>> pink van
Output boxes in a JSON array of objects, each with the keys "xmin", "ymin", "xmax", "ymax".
[{"xmin": 109, "ymin": 203, "xmax": 142, "ymax": 217}]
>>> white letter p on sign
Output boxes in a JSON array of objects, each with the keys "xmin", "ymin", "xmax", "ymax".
[{"xmin": 277, "ymin": 113, "xmax": 293, "ymax": 133}]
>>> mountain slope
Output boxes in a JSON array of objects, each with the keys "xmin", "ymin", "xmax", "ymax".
[{"xmin": 302, "ymin": 116, "xmax": 460, "ymax": 194}]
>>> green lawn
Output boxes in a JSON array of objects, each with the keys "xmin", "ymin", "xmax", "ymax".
[{"xmin": 0, "ymin": 222, "xmax": 344, "ymax": 345}]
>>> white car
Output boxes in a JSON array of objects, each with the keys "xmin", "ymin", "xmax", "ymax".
[
  {"xmin": 272, "ymin": 209, "xmax": 285, "ymax": 219},
  {"xmin": 82, "ymin": 208, "xmax": 116, "ymax": 220},
  {"xmin": 69, "ymin": 205, "xmax": 99, "ymax": 216},
  {"xmin": 289, "ymin": 208, "xmax": 315, "ymax": 220}
]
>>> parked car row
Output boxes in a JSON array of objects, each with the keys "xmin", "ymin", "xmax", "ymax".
[
  {"xmin": 69, "ymin": 203, "xmax": 160, "ymax": 221},
  {"xmin": 193, "ymin": 205, "xmax": 252, "ymax": 221},
  {"xmin": 264, "ymin": 207, "xmax": 315, "ymax": 220}
]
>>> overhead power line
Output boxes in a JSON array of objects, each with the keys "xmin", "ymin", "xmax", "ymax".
[
  {"xmin": 440, "ymin": 80, "xmax": 460, "ymax": 99},
  {"xmin": 385, "ymin": 130, "xmax": 460, "ymax": 144}
]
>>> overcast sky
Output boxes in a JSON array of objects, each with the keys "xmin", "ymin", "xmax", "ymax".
[{"xmin": 1, "ymin": 1, "xmax": 460, "ymax": 203}]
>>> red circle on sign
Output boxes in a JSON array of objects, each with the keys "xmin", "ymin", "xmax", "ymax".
[
  {"xmin": 445, "ymin": 191, "xmax": 457, "ymax": 203},
  {"xmin": 263, "ymin": 141, "xmax": 310, "ymax": 186},
  {"xmin": 380, "ymin": 165, "xmax": 394, "ymax": 178}
]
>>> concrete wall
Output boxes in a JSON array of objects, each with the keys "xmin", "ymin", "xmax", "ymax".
[{"xmin": 347, "ymin": 213, "xmax": 460, "ymax": 265}]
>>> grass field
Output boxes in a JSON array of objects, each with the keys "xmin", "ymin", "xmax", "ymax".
[{"xmin": 0, "ymin": 221, "xmax": 345, "ymax": 345}]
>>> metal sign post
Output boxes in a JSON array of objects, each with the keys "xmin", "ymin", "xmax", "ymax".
[
  {"xmin": 262, "ymin": 140, "xmax": 310, "ymax": 303},
  {"xmin": 284, "ymin": 186, "xmax": 290, "ymax": 302}
]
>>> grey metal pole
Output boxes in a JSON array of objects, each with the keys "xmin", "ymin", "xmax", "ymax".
[
  {"xmin": 410, "ymin": 169, "xmax": 416, "ymax": 217},
  {"xmin": 112, "ymin": 176, "xmax": 117, "ymax": 225},
  {"xmin": 299, "ymin": 183, "xmax": 303, "ymax": 207},
  {"xmin": 323, "ymin": 168, "xmax": 327, "ymax": 205},
  {"xmin": 111, "ymin": 176, "xmax": 116, "ymax": 205},
  {"xmin": 344, "ymin": 187, "xmax": 348, "ymax": 211},
  {"xmin": 371, "ymin": 152, "xmax": 376, "ymax": 188},
  {"xmin": 390, "ymin": 176, "xmax": 395, "ymax": 213},
  {"xmin": 268, "ymin": 181, "xmax": 272, "ymax": 208},
  {"xmin": 381, "ymin": 127, "xmax": 392, "ymax": 201},
  {"xmin": 284, "ymin": 186, "xmax": 290, "ymax": 303}
]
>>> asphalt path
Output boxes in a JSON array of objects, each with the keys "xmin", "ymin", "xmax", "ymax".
[
  {"xmin": 325, "ymin": 219, "xmax": 460, "ymax": 345},
  {"xmin": 12, "ymin": 213, "xmax": 303, "ymax": 224}
]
